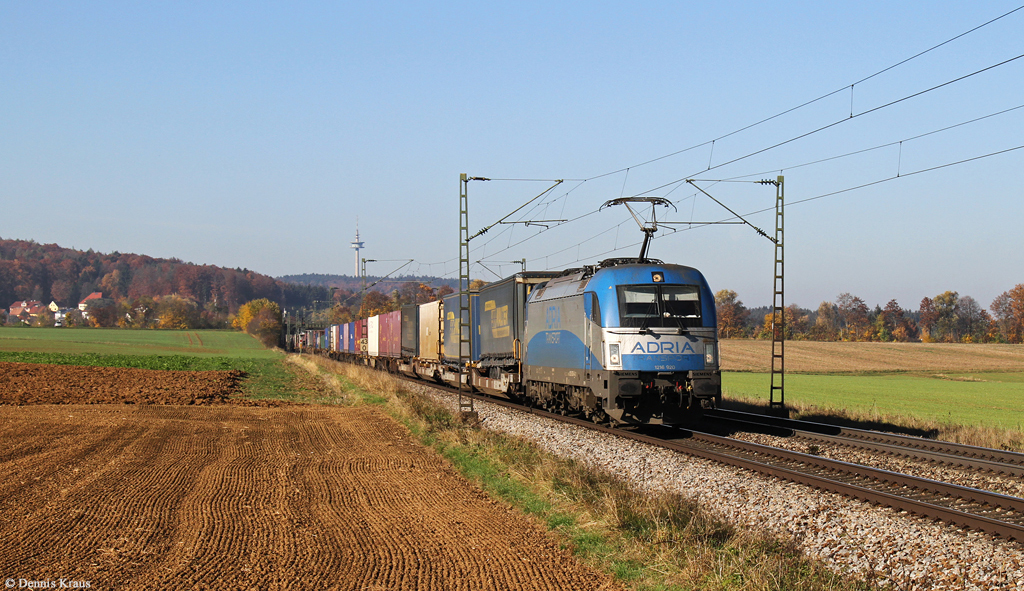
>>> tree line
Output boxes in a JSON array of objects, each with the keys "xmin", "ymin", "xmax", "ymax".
[
  {"xmin": 0, "ymin": 238, "xmax": 329, "ymax": 329},
  {"xmin": 715, "ymin": 285, "xmax": 1024, "ymax": 343}
]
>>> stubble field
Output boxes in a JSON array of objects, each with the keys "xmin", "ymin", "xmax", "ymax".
[{"xmin": 719, "ymin": 339, "xmax": 1024, "ymax": 373}]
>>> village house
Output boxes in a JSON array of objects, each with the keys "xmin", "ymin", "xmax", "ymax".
[
  {"xmin": 78, "ymin": 292, "xmax": 103, "ymax": 311},
  {"xmin": 76, "ymin": 291, "xmax": 106, "ymax": 321},
  {"xmin": 7, "ymin": 300, "xmax": 47, "ymax": 324},
  {"xmin": 49, "ymin": 301, "xmax": 74, "ymax": 326}
]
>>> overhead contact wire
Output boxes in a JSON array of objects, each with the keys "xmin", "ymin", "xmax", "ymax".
[{"xmin": 578, "ymin": 4, "xmax": 1024, "ymax": 184}]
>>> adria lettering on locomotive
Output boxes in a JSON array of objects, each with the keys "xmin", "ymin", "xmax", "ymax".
[{"xmin": 299, "ymin": 257, "xmax": 721, "ymax": 426}]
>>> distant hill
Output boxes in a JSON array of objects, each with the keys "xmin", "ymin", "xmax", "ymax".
[
  {"xmin": 277, "ymin": 273, "xmax": 458, "ymax": 294},
  {"xmin": 0, "ymin": 237, "xmax": 328, "ymax": 313}
]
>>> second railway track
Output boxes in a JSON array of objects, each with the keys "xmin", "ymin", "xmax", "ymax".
[{"xmin": 705, "ymin": 408, "xmax": 1024, "ymax": 477}]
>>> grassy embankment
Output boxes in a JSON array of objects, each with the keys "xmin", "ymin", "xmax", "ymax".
[
  {"xmin": 719, "ymin": 339, "xmax": 1024, "ymax": 449},
  {"xmin": 0, "ymin": 327, "xmax": 308, "ymax": 400}
]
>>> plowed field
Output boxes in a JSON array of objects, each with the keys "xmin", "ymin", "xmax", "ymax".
[
  {"xmin": 0, "ymin": 401, "xmax": 618, "ymax": 590},
  {"xmin": 0, "ymin": 362, "xmax": 247, "ymax": 405}
]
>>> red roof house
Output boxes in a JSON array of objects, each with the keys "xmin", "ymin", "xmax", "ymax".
[
  {"xmin": 78, "ymin": 292, "xmax": 103, "ymax": 311},
  {"xmin": 7, "ymin": 300, "xmax": 45, "ymax": 324}
]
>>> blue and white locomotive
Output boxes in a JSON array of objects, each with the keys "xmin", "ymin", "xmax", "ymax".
[{"xmin": 519, "ymin": 257, "xmax": 720, "ymax": 425}]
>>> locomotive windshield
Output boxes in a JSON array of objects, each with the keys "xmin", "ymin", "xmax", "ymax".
[{"xmin": 617, "ymin": 284, "xmax": 702, "ymax": 328}]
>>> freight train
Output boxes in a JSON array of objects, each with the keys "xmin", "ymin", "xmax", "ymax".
[{"xmin": 296, "ymin": 257, "xmax": 721, "ymax": 425}]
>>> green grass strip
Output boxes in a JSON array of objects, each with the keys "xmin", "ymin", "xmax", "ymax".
[{"xmin": 724, "ymin": 371, "xmax": 1024, "ymax": 430}]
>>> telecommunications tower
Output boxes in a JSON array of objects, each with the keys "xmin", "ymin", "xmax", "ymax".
[{"xmin": 350, "ymin": 222, "xmax": 364, "ymax": 277}]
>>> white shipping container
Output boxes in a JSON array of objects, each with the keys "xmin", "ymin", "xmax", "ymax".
[{"xmin": 368, "ymin": 315, "xmax": 380, "ymax": 357}]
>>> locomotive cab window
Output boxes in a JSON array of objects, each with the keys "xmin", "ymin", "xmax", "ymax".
[{"xmin": 617, "ymin": 285, "xmax": 701, "ymax": 328}]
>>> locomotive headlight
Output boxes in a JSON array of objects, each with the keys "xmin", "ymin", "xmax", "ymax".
[
  {"xmin": 704, "ymin": 343, "xmax": 716, "ymax": 366},
  {"xmin": 609, "ymin": 343, "xmax": 620, "ymax": 366}
]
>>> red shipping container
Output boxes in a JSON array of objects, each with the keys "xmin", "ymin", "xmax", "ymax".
[
  {"xmin": 356, "ymin": 319, "xmax": 367, "ymax": 353},
  {"xmin": 379, "ymin": 310, "xmax": 402, "ymax": 358}
]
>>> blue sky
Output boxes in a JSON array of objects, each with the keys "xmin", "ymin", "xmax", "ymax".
[{"xmin": 2, "ymin": 1, "xmax": 1022, "ymax": 310}]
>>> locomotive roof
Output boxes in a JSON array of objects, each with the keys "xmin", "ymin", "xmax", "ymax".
[{"xmin": 529, "ymin": 261, "xmax": 709, "ymax": 302}]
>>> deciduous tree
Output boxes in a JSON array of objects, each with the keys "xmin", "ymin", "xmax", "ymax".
[
  {"xmin": 836, "ymin": 293, "xmax": 869, "ymax": 341},
  {"xmin": 957, "ymin": 296, "xmax": 990, "ymax": 343},
  {"xmin": 248, "ymin": 307, "xmax": 283, "ymax": 347},
  {"xmin": 86, "ymin": 300, "xmax": 120, "ymax": 328},
  {"xmin": 714, "ymin": 289, "xmax": 748, "ymax": 338},
  {"xmin": 808, "ymin": 301, "xmax": 841, "ymax": 341},
  {"xmin": 919, "ymin": 297, "xmax": 938, "ymax": 342},
  {"xmin": 32, "ymin": 308, "xmax": 55, "ymax": 327},
  {"xmin": 156, "ymin": 295, "xmax": 200, "ymax": 329},
  {"xmin": 932, "ymin": 291, "xmax": 961, "ymax": 343},
  {"xmin": 991, "ymin": 285, "xmax": 1024, "ymax": 343},
  {"xmin": 233, "ymin": 298, "xmax": 282, "ymax": 346},
  {"xmin": 754, "ymin": 305, "xmax": 807, "ymax": 340},
  {"xmin": 358, "ymin": 291, "xmax": 391, "ymax": 318},
  {"xmin": 328, "ymin": 303, "xmax": 353, "ymax": 325}
]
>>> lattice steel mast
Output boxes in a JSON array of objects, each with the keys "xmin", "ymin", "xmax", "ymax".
[
  {"xmin": 767, "ymin": 176, "xmax": 785, "ymax": 409},
  {"xmin": 688, "ymin": 176, "xmax": 786, "ymax": 411},
  {"xmin": 458, "ymin": 174, "xmax": 485, "ymax": 420}
]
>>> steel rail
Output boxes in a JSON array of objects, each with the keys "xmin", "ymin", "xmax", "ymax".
[{"xmin": 707, "ymin": 409, "xmax": 1024, "ymax": 475}]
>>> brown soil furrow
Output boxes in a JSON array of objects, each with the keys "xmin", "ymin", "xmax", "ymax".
[
  {"xmin": 282, "ymin": 413, "xmax": 387, "ymax": 583},
  {"xmin": 0, "ymin": 362, "xmax": 245, "ymax": 406},
  {"xmin": 0, "ymin": 414, "xmax": 145, "ymax": 524},
  {"xmin": 142, "ymin": 409, "xmax": 296, "ymax": 589},
  {"xmin": 0, "ymin": 403, "xmax": 619, "ymax": 590},
  {"xmin": 0, "ymin": 408, "xmax": 224, "ymax": 582},
  {"xmin": 272, "ymin": 415, "xmax": 346, "ymax": 581}
]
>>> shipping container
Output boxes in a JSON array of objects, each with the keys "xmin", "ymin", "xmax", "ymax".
[
  {"xmin": 356, "ymin": 319, "xmax": 367, "ymax": 353},
  {"xmin": 418, "ymin": 301, "xmax": 442, "ymax": 361},
  {"xmin": 442, "ymin": 291, "xmax": 480, "ymax": 363},
  {"xmin": 477, "ymin": 272, "xmax": 559, "ymax": 368},
  {"xmin": 367, "ymin": 316, "xmax": 379, "ymax": 356},
  {"xmin": 401, "ymin": 305, "xmax": 419, "ymax": 358},
  {"xmin": 330, "ymin": 325, "xmax": 342, "ymax": 352},
  {"xmin": 379, "ymin": 310, "xmax": 402, "ymax": 358}
]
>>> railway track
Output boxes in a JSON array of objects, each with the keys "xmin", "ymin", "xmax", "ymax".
[
  {"xmin": 402, "ymin": 376, "xmax": 1024, "ymax": 542},
  {"xmin": 706, "ymin": 408, "xmax": 1024, "ymax": 477}
]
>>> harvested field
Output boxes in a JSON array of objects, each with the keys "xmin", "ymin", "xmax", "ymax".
[
  {"xmin": 720, "ymin": 339, "xmax": 1024, "ymax": 373},
  {"xmin": 0, "ymin": 361, "xmax": 247, "ymax": 405},
  {"xmin": 0, "ymin": 403, "xmax": 619, "ymax": 590}
]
